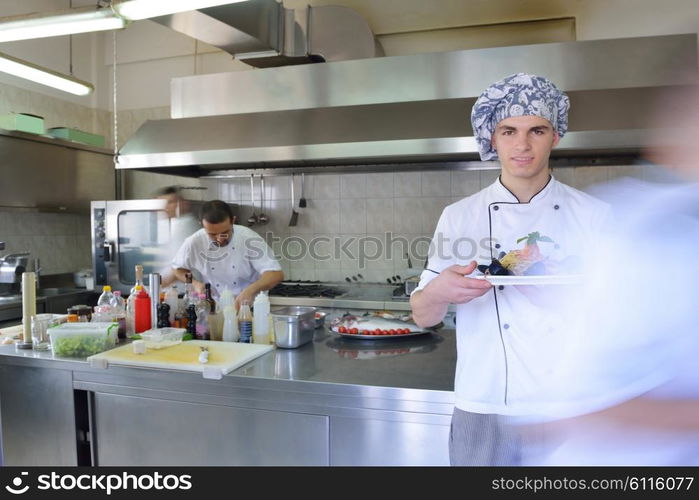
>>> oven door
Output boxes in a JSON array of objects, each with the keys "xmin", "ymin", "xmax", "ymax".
[{"xmin": 92, "ymin": 200, "xmax": 170, "ymax": 295}]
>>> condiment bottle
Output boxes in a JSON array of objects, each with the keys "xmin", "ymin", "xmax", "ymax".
[
  {"xmin": 238, "ymin": 299, "xmax": 253, "ymax": 343},
  {"xmin": 252, "ymin": 291, "xmax": 270, "ymax": 344},
  {"xmin": 222, "ymin": 306, "xmax": 239, "ymax": 342},
  {"xmin": 133, "ymin": 285, "xmax": 151, "ymax": 334}
]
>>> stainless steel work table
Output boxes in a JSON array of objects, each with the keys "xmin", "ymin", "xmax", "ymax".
[{"xmin": 0, "ymin": 307, "xmax": 457, "ymax": 466}]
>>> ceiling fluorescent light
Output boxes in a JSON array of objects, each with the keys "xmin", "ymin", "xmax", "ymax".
[
  {"xmin": 114, "ymin": 0, "xmax": 247, "ymax": 21},
  {"xmin": 0, "ymin": 51, "xmax": 93, "ymax": 96},
  {"xmin": 0, "ymin": 6, "xmax": 126, "ymax": 43}
]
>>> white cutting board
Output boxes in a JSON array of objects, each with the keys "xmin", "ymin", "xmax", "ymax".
[{"xmin": 88, "ymin": 340, "xmax": 274, "ymax": 380}]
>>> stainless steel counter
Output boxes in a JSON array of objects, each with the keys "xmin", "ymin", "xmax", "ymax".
[{"xmin": 0, "ymin": 305, "xmax": 457, "ymax": 466}]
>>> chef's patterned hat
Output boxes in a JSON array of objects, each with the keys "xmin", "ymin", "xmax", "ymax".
[{"xmin": 471, "ymin": 73, "xmax": 570, "ymax": 161}]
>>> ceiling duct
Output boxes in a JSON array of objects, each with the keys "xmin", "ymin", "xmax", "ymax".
[
  {"xmin": 118, "ymin": 34, "xmax": 698, "ymax": 175},
  {"xmin": 151, "ymin": 0, "xmax": 383, "ymax": 68}
]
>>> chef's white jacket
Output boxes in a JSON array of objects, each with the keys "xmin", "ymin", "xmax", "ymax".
[
  {"xmin": 415, "ymin": 176, "xmax": 611, "ymax": 416},
  {"xmin": 172, "ymin": 225, "xmax": 281, "ymax": 297}
]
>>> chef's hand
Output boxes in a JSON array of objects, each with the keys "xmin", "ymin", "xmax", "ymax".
[
  {"xmin": 425, "ymin": 261, "xmax": 492, "ymax": 304},
  {"xmin": 192, "ymin": 279, "xmax": 206, "ymax": 296},
  {"xmin": 234, "ymin": 288, "xmax": 256, "ymax": 311}
]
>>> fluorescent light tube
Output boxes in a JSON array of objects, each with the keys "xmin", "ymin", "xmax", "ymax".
[
  {"xmin": 114, "ymin": 0, "xmax": 246, "ymax": 21},
  {"xmin": 0, "ymin": 52, "xmax": 93, "ymax": 96},
  {"xmin": 0, "ymin": 7, "xmax": 126, "ymax": 43}
]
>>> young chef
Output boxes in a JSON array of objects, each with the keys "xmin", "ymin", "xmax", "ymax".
[
  {"xmin": 172, "ymin": 200, "xmax": 283, "ymax": 308},
  {"xmin": 410, "ymin": 73, "xmax": 611, "ymax": 465}
]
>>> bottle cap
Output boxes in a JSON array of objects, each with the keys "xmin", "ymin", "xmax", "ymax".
[{"xmin": 103, "ymin": 285, "xmax": 112, "ymax": 292}]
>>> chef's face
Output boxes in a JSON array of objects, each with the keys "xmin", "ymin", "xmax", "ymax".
[
  {"xmin": 491, "ymin": 115, "xmax": 559, "ymax": 184},
  {"xmin": 159, "ymin": 193, "xmax": 179, "ymax": 219},
  {"xmin": 203, "ymin": 217, "xmax": 233, "ymax": 247}
]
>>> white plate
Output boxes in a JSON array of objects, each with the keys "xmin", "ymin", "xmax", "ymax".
[
  {"xmin": 474, "ymin": 274, "xmax": 584, "ymax": 286},
  {"xmin": 334, "ymin": 329, "xmax": 431, "ymax": 340}
]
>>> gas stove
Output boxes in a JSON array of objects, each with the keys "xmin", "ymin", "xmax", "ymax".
[{"xmin": 269, "ymin": 281, "xmax": 347, "ymax": 299}]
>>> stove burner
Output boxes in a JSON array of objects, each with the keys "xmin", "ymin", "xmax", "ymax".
[{"xmin": 269, "ymin": 281, "xmax": 347, "ymax": 299}]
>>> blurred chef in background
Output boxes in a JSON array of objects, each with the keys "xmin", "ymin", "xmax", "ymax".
[
  {"xmin": 516, "ymin": 82, "xmax": 699, "ymax": 465},
  {"xmin": 156, "ymin": 186, "xmax": 201, "ymax": 286}
]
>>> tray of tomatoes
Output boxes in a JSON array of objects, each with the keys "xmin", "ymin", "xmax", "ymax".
[
  {"xmin": 330, "ymin": 315, "xmax": 430, "ymax": 340},
  {"xmin": 334, "ymin": 327, "xmax": 430, "ymax": 340}
]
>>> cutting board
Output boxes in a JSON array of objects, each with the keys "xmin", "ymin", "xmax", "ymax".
[{"xmin": 88, "ymin": 340, "xmax": 274, "ymax": 380}]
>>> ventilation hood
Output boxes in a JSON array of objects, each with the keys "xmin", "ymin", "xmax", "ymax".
[
  {"xmin": 118, "ymin": 34, "xmax": 698, "ymax": 176},
  {"xmin": 150, "ymin": 0, "xmax": 383, "ymax": 67}
]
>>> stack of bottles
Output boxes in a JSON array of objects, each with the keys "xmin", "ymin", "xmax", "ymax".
[
  {"xmin": 93, "ymin": 285, "xmax": 126, "ymax": 341},
  {"xmin": 118, "ymin": 264, "xmax": 276, "ymax": 345}
]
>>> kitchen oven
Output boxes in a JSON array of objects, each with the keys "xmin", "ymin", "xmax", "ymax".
[{"xmin": 91, "ymin": 200, "xmax": 238, "ymax": 295}]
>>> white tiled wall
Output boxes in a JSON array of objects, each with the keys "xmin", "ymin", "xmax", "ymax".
[
  {"xmin": 0, "ymin": 211, "xmax": 92, "ymax": 275},
  {"xmin": 202, "ymin": 164, "xmax": 656, "ymax": 284}
]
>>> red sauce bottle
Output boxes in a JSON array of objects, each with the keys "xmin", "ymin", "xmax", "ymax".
[{"xmin": 134, "ymin": 285, "xmax": 152, "ymax": 334}]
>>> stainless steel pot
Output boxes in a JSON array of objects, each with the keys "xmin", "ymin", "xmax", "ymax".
[
  {"xmin": 404, "ymin": 276, "xmax": 420, "ymax": 295},
  {"xmin": 271, "ymin": 306, "xmax": 315, "ymax": 348}
]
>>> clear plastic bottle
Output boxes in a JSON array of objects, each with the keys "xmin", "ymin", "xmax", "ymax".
[
  {"xmin": 194, "ymin": 293, "xmax": 210, "ymax": 340},
  {"xmin": 182, "ymin": 272, "xmax": 195, "ymax": 308},
  {"xmin": 125, "ymin": 291, "xmax": 137, "ymax": 338},
  {"xmin": 222, "ymin": 306, "xmax": 239, "ymax": 342},
  {"xmin": 97, "ymin": 285, "xmax": 115, "ymax": 310},
  {"xmin": 164, "ymin": 286, "xmax": 179, "ymax": 326},
  {"xmin": 110, "ymin": 290, "xmax": 125, "ymax": 312},
  {"xmin": 110, "ymin": 290, "xmax": 127, "ymax": 341},
  {"xmin": 238, "ymin": 299, "xmax": 253, "ymax": 343},
  {"xmin": 252, "ymin": 291, "xmax": 271, "ymax": 344}
]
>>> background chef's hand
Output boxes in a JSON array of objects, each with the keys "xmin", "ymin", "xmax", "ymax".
[
  {"xmin": 192, "ymin": 279, "xmax": 205, "ymax": 296},
  {"xmin": 424, "ymin": 261, "xmax": 492, "ymax": 305},
  {"xmin": 234, "ymin": 288, "xmax": 256, "ymax": 311}
]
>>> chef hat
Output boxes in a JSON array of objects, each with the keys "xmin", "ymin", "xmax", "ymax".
[{"xmin": 471, "ymin": 73, "xmax": 570, "ymax": 161}]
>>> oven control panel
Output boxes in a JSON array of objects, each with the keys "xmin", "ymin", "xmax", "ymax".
[{"xmin": 92, "ymin": 206, "xmax": 107, "ymax": 285}]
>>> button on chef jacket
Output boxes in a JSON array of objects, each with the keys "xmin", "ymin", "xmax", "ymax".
[
  {"xmin": 172, "ymin": 225, "xmax": 281, "ymax": 297},
  {"xmin": 414, "ymin": 177, "xmax": 611, "ymax": 416}
]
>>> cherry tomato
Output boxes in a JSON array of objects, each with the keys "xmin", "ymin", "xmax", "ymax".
[
  {"xmin": 374, "ymin": 328, "xmax": 382, "ymax": 335},
  {"xmin": 361, "ymin": 329, "xmax": 369, "ymax": 335},
  {"xmin": 401, "ymin": 328, "xmax": 410, "ymax": 334},
  {"xmin": 381, "ymin": 329, "xmax": 389, "ymax": 335},
  {"xmin": 389, "ymin": 329, "xmax": 397, "ymax": 335},
  {"xmin": 338, "ymin": 326, "xmax": 347, "ymax": 333},
  {"xmin": 349, "ymin": 328, "xmax": 359, "ymax": 335}
]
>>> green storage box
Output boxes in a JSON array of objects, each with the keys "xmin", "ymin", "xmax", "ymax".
[
  {"xmin": 48, "ymin": 127, "xmax": 105, "ymax": 147},
  {"xmin": 0, "ymin": 112, "xmax": 45, "ymax": 134}
]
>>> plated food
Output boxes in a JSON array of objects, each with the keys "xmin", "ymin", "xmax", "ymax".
[{"xmin": 478, "ymin": 231, "xmax": 582, "ymax": 278}]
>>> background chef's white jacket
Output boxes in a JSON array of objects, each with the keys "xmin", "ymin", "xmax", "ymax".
[
  {"xmin": 172, "ymin": 225, "xmax": 281, "ymax": 297},
  {"xmin": 415, "ymin": 176, "xmax": 611, "ymax": 416}
]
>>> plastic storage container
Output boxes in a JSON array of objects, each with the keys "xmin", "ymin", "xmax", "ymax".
[
  {"xmin": 48, "ymin": 322, "xmax": 118, "ymax": 358},
  {"xmin": 47, "ymin": 127, "xmax": 105, "ymax": 147},
  {"xmin": 140, "ymin": 327, "xmax": 185, "ymax": 349},
  {"xmin": 0, "ymin": 112, "xmax": 44, "ymax": 134},
  {"xmin": 270, "ymin": 306, "xmax": 315, "ymax": 349}
]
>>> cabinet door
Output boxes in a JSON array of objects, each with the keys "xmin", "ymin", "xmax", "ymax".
[
  {"xmin": 0, "ymin": 365, "xmax": 77, "ymax": 465},
  {"xmin": 93, "ymin": 393, "xmax": 329, "ymax": 465},
  {"xmin": 330, "ymin": 416, "xmax": 450, "ymax": 465}
]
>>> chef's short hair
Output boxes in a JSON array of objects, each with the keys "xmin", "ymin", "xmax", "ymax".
[
  {"xmin": 155, "ymin": 185, "xmax": 182, "ymax": 198},
  {"xmin": 200, "ymin": 200, "xmax": 234, "ymax": 224}
]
